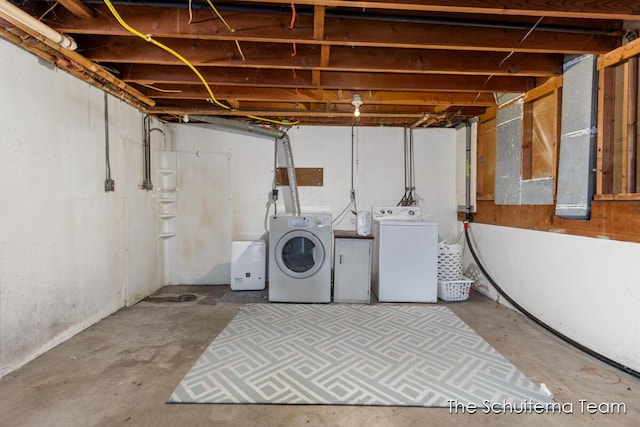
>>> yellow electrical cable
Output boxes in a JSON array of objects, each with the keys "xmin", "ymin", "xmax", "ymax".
[{"xmin": 103, "ymin": 0, "xmax": 298, "ymax": 126}]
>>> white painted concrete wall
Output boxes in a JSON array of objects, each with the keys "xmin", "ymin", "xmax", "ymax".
[
  {"xmin": 463, "ymin": 223, "xmax": 640, "ymax": 373},
  {"xmin": 0, "ymin": 38, "xmax": 162, "ymax": 377},
  {"xmin": 164, "ymin": 124, "xmax": 459, "ymax": 284},
  {"xmin": 7, "ymin": 27, "xmax": 638, "ymax": 380}
]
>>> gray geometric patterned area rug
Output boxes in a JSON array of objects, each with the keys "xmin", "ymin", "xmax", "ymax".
[{"xmin": 168, "ymin": 304, "xmax": 554, "ymax": 407}]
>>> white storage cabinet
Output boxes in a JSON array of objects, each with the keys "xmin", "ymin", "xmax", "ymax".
[{"xmin": 333, "ymin": 230, "xmax": 373, "ymax": 303}]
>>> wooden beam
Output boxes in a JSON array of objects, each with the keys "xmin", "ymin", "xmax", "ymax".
[
  {"xmin": 52, "ymin": 6, "xmax": 617, "ymax": 54},
  {"xmin": 622, "ymin": 60, "xmax": 632, "ymax": 193},
  {"xmin": 522, "ymin": 76, "xmax": 563, "ymax": 103},
  {"xmin": 0, "ymin": 22, "xmax": 153, "ymax": 108},
  {"xmin": 318, "ymin": 71, "xmax": 534, "ymax": 92},
  {"xmin": 313, "ymin": 5, "xmax": 325, "ymax": 40},
  {"xmin": 312, "ymin": 70, "xmax": 321, "ymax": 86},
  {"xmin": 170, "ymin": 103, "xmax": 483, "ymax": 117},
  {"xmin": 126, "ymin": 78, "xmax": 497, "ymax": 106},
  {"xmin": 154, "ymin": 98, "xmax": 486, "ymax": 115},
  {"xmin": 80, "ymin": 36, "xmax": 562, "ymax": 77},
  {"xmin": 552, "ymin": 86, "xmax": 561, "ymax": 188},
  {"xmin": 117, "ymin": 64, "xmax": 534, "ymax": 92},
  {"xmin": 230, "ymin": 0, "xmax": 640, "ymax": 21},
  {"xmin": 476, "ymin": 116, "xmax": 497, "ymax": 199},
  {"xmin": 312, "ymin": 6, "xmax": 327, "ymax": 87},
  {"xmin": 320, "ymin": 44, "xmax": 331, "ymax": 67},
  {"xmin": 468, "ymin": 200, "xmax": 640, "ymax": 244},
  {"xmin": 595, "ymin": 193, "xmax": 640, "ymax": 200},
  {"xmin": 596, "ymin": 66, "xmax": 616, "ymax": 194},
  {"xmin": 598, "ymin": 36, "xmax": 640, "ymax": 69},
  {"xmin": 625, "ymin": 58, "xmax": 638, "ymax": 193},
  {"xmin": 57, "ymin": 0, "xmax": 94, "ymax": 19},
  {"xmin": 146, "ymin": 107, "xmax": 429, "ymax": 119},
  {"xmin": 521, "ymin": 101, "xmax": 533, "ymax": 180}
]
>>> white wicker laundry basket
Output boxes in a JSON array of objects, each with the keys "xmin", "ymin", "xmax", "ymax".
[
  {"xmin": 438, "ymin": 277, "xmax": 473, "ymax": 301},
  {"xmin": 437, "ymin": 243, "xmax": 463, "ymax": 281}
]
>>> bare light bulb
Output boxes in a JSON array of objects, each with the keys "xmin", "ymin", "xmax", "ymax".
[{"xmin": 351, "ymin": 95, "xmax": 363, "ymax": 118}]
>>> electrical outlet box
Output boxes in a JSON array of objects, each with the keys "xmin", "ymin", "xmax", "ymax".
[{"xmin": 105, "ymin": 178, "xmax": 115, "ymax": 192}]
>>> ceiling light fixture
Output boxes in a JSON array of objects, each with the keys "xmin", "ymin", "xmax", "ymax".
[{"xmin": 351, "ymin": 95, "xmax": 363, "ymax": 118}]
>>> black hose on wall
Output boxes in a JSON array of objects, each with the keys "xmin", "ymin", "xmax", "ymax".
[{"xmin": 464, "ymin": 222, "xmax": 640, "ymax": 380}]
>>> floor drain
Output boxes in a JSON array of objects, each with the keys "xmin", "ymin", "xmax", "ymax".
[{"xmin": 146, "ymin": 293, "xmax": 198, "ymax": 303}]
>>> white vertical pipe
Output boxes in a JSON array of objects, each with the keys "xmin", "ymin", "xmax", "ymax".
[{"xmin": 0, "ymin": 0, "xmax": 77, "ymax": 50}]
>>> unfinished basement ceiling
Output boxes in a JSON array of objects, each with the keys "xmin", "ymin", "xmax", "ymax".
[{"xmin": 3, "ymin": 0, "xmax": 640, "ymax": 127}]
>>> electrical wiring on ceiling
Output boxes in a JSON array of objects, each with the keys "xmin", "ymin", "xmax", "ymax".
[
  {"xmin": 102, "ymin": 0, "xmax": 299, "ymax": 127},
  {"xmin": 138, "ymin": 83, "xmax": 182, "ymax": 93},
  {"xmin": 204, "ymin": 0, "xmax": 236, "ymax": 33},
  {"xmin": 290, "ymin": 2, "xmax": 297, "ymax": 56},
  {"xmin": 289, "ymin": 2, "xmax": 296, "ymax": 30},
  {"xmin": 197, "ymin": 0, "xmax": 245, "ymax": 59}
]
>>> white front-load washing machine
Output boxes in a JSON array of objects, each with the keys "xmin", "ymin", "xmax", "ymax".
[{"xmin": 268, "ymin": 213, "xmax": 332, "ymax": 302}]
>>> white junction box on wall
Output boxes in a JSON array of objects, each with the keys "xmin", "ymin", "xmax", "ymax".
[{"xmin": 230, "ymin": 240, "xmax": 266, "ymax": 290}]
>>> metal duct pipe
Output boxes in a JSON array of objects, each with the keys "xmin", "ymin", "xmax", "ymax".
[
  {"xmin": 280, "ymin": 133, "xmax": 301, "ymax": 216},
  {"xmin": 0, "ymin": 0, "xmax": 77, "ymax": 50},
  {"xmin": 188, "ymin": 115, "xmax": 285, "ymax": 139}
]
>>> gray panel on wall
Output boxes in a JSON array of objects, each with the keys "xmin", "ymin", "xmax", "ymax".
[
  {"xmin": 495, "ymin": 101, "xmax": 523, "ymax": 204},
  {"xmin": 521, "ymin": 178, "xmax": 555, "ymax": 204},
  {"xmin": 495, "ymin": 94, "xmax": 556, "ymax": 205},
  {"xmin": 555, "ymin": 55, "xmax": 597, "ymax": 219}
]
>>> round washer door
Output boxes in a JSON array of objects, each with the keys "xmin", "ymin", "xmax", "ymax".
[{"xmin": 275, "ymin": 230, "xmax": 325, "ymax": 279}]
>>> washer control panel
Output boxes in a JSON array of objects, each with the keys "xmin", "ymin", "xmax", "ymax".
[
  {"xmin": 372, "ymin": 206, "xmax": 422, "ymax": 221},
  {"xmin": 288, "ymin": 214, "xmax": 331, "ymax": 228}
]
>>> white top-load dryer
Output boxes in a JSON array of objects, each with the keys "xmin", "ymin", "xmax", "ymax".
[{"xmin": 371, "ymin": 206, "xmax": 438, "ymax": 303}]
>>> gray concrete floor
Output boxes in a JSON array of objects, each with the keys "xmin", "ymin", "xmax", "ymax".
[{"xmin": 0, "ymin": 286, "xmax": 637, "ymax": 426}]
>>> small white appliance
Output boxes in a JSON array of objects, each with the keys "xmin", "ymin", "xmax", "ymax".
[
  {"xmin": 230, "ymin": 240, "xmax": 266, "ymax": 290},
  {"xmin": 268, "ymin": 213, "xmax": 332, "ymax": 302},
  {"xmin": 356, "ymin": 210, "xmax": 371, "ymax": 236},
  {"xmin": 371, "ymin": 206, "xmax": 438, "ymax": 303}
]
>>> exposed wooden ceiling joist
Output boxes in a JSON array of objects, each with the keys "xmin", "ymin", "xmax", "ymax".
[
  {"xmin": 113, "ymin": 64, "xmax": 534, "ymax": 92},
  {"xmin": 51, "ymin": 6, "xmax": 618, "ymax": 54},
  {"xmin": 1, "ymin": 0, "xmax": 634, "ymax": 127},
  {"xmin": 134, "ymin": 85, "xmax": 497, "ymax": 107},
  {"xmin": 78, "ymin": 36, "xmax": 562, "ymax": 77},
  {"xmin": 56, "ymin": 0, "xmax": 94, "ymax": 19},
  {"xmin": 228, "ymin": 0, "xmax": 640, "ymax": 21}
]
